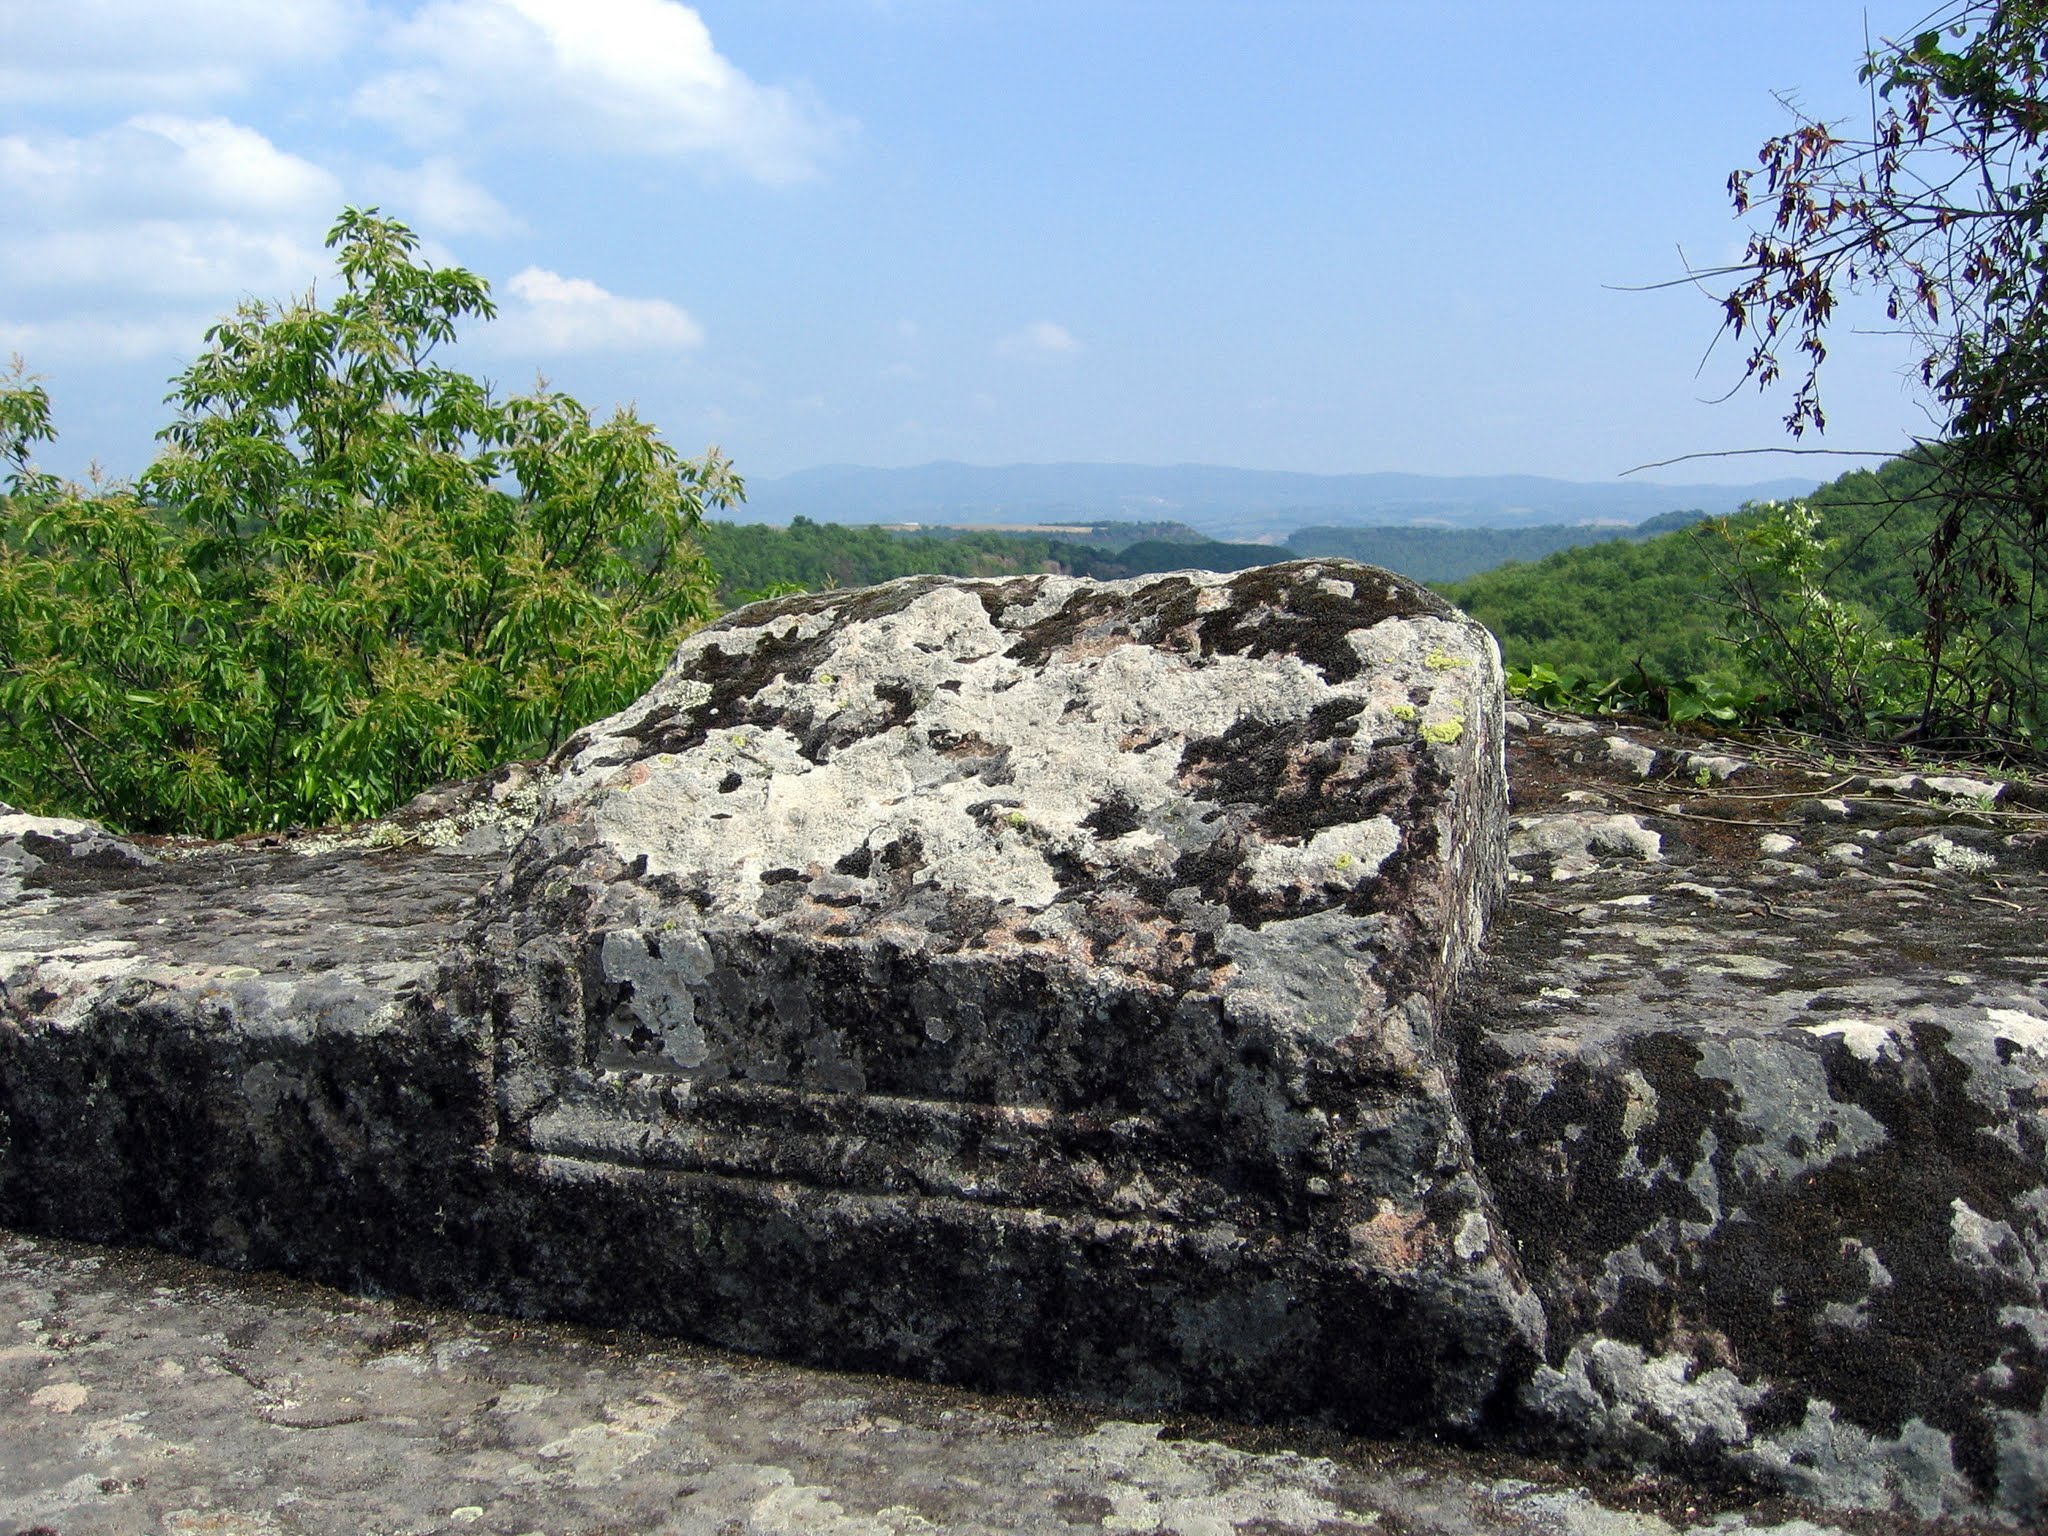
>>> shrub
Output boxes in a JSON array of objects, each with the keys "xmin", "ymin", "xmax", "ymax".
[{"xmin": 0, "ymin": 209, "xmax": 738, "ymax": 836}]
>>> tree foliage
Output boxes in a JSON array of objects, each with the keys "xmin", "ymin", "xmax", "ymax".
[
  {"xmin": 0, "ymin": 209, "xmax": 736, "ymax": 836},
  {"xmin": 1441, "ymin": 453, "xmax": 1996, "ymax": 736},
  {"xmin": 1709, "ymin": 1, "xmax": 2048, "ymax": 744}
]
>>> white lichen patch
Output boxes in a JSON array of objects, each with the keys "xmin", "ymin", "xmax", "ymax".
[
  {"xmin": 1043, "ymin": 1421, "xmax": 1353, "ymax": 1536},
  {"xmin": 1901, "ymin": 834, "xmax": 1998, "ymax": 875},
  {"xmin": 1618, "ymin": 1069, "xmax": 1660, "ymax": 1139},
  {"xmin": 1241, "ymin": 818, "xmax": 1401, "ymax": 898},
  {"xmin": 1986, "ymin": 1008, "xmax": 2048, "ymax": 1054},
  {"xmin": 1692, "ymin": 954, "xmax": 1792, "ymax": 981},
  {"xmin": 28, "ymin": 1382, "xmax": 87, "ymax": 1414},
  {"xmin": 550, "ymin": 571, "xmax": 1491, "ymax": 923},
  {"xmin": 1604, "ymin": 736, "xmax": 1658, "ymax": 777},
  {"xmin": 1508, "ymin": 814, "xmax": 1662, "ymax": 880},
  {"xmin": 1527, "ymin": 1339, "xmax": 1767, "ymax": 1453},
  {"xmin": 575, "ymin": 620, "xmax": 1309, "ymax": 908},
  {"xmin": 1801, "ymin": 1020, "xmax": 1900, "ymax": 1063},
  {"xmin": 1949, "ymin": 1199, "xmax": 2038, "ymax": 1287},
  {"xmin": 1681, "ymin": 751, "xmax": 1747, "ymax": 782},
  {"xmin": 1921, "ymin": 774, "xmax": 2006, "ymax": 803},
  {"xmin": 1867, "ymin": 772, "xmax": 2006, "ymax": 805}
]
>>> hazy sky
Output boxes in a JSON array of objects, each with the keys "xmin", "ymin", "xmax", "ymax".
[{"xmin": 2, "ymin": 1, "xmax": 1941, "ymax": 489}]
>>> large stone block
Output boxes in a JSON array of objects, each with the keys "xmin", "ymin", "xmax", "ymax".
[{"xmin": 455, "ymin": 560, "xmax": 1533, "ymax": 1428}]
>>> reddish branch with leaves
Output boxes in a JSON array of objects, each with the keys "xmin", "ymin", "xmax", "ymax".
[{"xmin": 1707, "ymin": 1, "xmax": 2048, "ymax": 745}]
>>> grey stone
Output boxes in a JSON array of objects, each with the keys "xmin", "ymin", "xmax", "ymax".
[
  {"xmin": 1508, "ymin": 812, "xmax": 1663, "ymax": 881},
  {"xmin": 1459, "ymin": 720, "xmax": 2048, "ymax": 1524},
  {"xmin": 459, "ymin": 561, "xmax": 1532, "ymax": 1434},
  {"xmin": 1680, "ymin": 751, "xmax": 1747, "ymax": 782},
  {"xmin": 1867, "ymin": 772, "xmax": 2007, "ymax": 805},
  {"xmin": 1605, "ymin": 736, "xmax": 1660, "ymax": 777},
  {"xmin": 0, "ymin": 811, "xmax": 153, "ymax": 880},
  {"xmin": 1900, "ymin": 831, "xmax": 2000, "ymax": 874}
]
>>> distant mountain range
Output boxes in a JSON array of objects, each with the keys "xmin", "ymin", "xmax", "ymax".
[{"xmin": 743, "ymin": 461, "xmax": 1820, "ymax": 540}]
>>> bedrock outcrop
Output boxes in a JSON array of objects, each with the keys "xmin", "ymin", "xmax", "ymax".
[
  {"xmin": 2, "ymin": 559, "xmax": 2045, "ymax": 1526},
  {"xmin": 459, "ymin": 562, "xmax": 1530, "ymax": 1433}
]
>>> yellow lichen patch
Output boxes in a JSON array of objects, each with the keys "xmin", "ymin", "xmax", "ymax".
[{"xmin": 1420, "ymin": 720, "xmax": 1464, "ymax": 745}]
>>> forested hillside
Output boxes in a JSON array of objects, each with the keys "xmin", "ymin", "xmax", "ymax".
[
  {"xmin": 711, "ymin": 451, "xmax": 2033, "ymax": 747},
  {"xmin": 1436, "ymin": 452, "xmax": 2022, "ymax": 739},
  {"xmin": 701, "ymin": 509, "xmax": 1733, "ymax": 603},
  {"xmin": 698, "ymin": 518, "xmax": 1287, "ymax": 603},
  {"xmin": 1440, "ymin": 455, "xmax": 1944, "ymax": 676},
  {"xmin": 1289, "ymin": 510, "xmax": 1707, "ymax": 583}
]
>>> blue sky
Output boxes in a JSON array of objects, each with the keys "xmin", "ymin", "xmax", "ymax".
[{"xmin": 2, "ymin": 1, "xmax": 1938, "ymax": 492}]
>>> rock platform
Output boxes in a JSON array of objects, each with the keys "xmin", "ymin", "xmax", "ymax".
[
  {"xmin": 2, "ymin": 560, "xmax": 2045, "ymax": 1527},
  {"xmin": 0, "ymin": 1226, "xmax": 1953, "ymax": 1536}
]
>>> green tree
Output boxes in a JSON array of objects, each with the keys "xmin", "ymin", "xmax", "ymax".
[
  {"xmin": 1706, "ymin": 1, "xmax": 2048, "ymax": 745},
  {"xmin": 0, "ymin": 208, "xmax": 738, "ymax": 836}
]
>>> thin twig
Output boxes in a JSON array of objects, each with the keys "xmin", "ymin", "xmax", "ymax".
[
  {"xmin": 1607, "ymin": 793, "xmax": 1800, "ymax": 828},
  {"xmin": 1619, "ymin": 447, "xmax": 1905, "ymax": 476},
  {"xmin": 1650, "ymin": 775, "xmax": 1863, "ymax": 802}
]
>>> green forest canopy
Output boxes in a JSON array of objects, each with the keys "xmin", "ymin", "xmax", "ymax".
[{"xmin": 1439, "ymin": 454, "xmax": 1952, "ymax": 681}]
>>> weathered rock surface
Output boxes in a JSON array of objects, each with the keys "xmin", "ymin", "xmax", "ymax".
[
  {"xmin": 0, "ymin": 1227, "xmax": 1940, "ymax": 1536},
  {"xmin": 459, "ymin": 563, "xmax": 1527, "ymax": 1435},
  {"xmin": 1465, "ymin": 711, "xmax": 2048, "ymax": 1523},
  {"xmin": 2, "ymin": 562, "xmax": 2045, "ymax": 1526}
]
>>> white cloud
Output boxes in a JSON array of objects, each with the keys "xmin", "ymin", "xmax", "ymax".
[
  {"xmin": 0, "ymin": 0, "xmax": 362, "ymax": 105},
  {"xmin": 0, "ymin": 117, "xmax": 341, "ymax": 225},
  {"xmin": 0, "ymin": 311, "xmax": 220, "ymax": 363},
  {"xmin": 494, "ymin": 267, "xmax": 705, "ymax": 353},
  {"xmin": 362, "ymin": 157, "xmax": 522, "ymax": 237},
  {"xmin": 2, "ymin": 221, "xmax": 327, "ymax": 302},
  {"xmin": 0, "ymin": 117, "xmax": 336, "ymax": 307},
  {"xmin": 996, "ymin": 320, "xmax": 1081, "ymax": 359},
  {"xmin": 355, "ymin": 0, "xmax": 850, "ymax": 182}
]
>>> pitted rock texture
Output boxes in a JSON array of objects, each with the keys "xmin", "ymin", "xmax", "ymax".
[
  {"xmin": 0, "ymin": 831, "xmax": 498, "ymax": 1294},
  {"xmin": 458, "ymin": 561, "xmax": 1531, "ymax": 1434}
]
